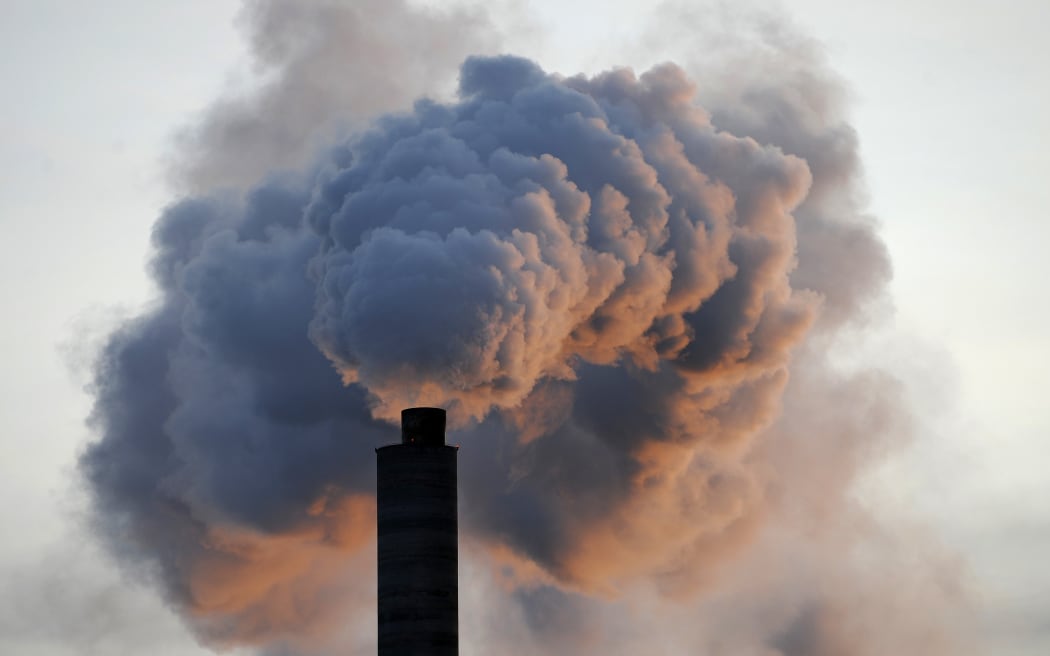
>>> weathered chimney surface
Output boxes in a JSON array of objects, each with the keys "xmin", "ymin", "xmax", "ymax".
[{"xmin": 376, "ymin": 407, "xmax": 458, "ymax": 655}]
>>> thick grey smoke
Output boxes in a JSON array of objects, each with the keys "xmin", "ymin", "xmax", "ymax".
[
  {"xmin": 307, "ymin": 55, "xmax": 814, "ymax": 430},
  {"xmin": 81, "ymin": 3, "xmax": 969, "ymax": 654}
]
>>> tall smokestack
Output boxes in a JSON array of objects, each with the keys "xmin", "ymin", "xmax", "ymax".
[{"xmin": 376, "ymin": 407, "xmax": 458, "ymax": 655}]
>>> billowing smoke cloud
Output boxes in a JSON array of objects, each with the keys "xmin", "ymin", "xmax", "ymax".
[
  {"xmin": 308, "ymin": 55, "xmax": 814, "ymax": 430},
  {"xmin": 81, "ymin": 2, "xmax": 970, "ymax": 654}
]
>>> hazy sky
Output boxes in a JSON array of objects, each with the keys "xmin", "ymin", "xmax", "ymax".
[{"xmin": 1, "ymin": 1, "xmax": 1047, "ymax": 654}]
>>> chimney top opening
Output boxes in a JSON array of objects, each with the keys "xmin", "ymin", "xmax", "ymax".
[{"xmin": 400, "ymin": 407, "xmax": 446, "ymax": 446}]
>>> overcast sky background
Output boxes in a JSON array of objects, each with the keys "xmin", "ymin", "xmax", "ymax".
[{"xmin": 1, "ymin": 1, "xmax": 1047, "ymax": 654}]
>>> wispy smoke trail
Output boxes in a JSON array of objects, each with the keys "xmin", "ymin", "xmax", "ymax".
[
  {"xmin": 171, "ymin": 0, "xmax": 499, "ymax": 191},
  {"xmin": 81, "ymin": 2, "xmax": 969, "ymax": 654}
]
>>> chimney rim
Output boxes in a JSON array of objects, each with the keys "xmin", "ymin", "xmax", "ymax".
[{"xmin": 400, "ymin": 406, "xmax": 447, "ymax": 446}]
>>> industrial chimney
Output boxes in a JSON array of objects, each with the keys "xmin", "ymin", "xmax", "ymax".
[{"xmin": 376, "ymin": 407, "xmax": 458, "ymax": 655}]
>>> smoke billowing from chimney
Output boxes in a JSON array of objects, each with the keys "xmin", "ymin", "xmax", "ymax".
[{"xmin": 80, "ymin": 2, "xmax": 970, "ymax": 654}]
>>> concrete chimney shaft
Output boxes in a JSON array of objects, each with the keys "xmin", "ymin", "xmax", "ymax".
[{"xmin": 376, "ymin": 407, "xmax": 458, "ymax": 655}]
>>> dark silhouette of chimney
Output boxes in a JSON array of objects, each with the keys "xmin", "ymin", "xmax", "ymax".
[{"xmin": 376, "ymin": 407, "xmax": 458, "ymax": 655}]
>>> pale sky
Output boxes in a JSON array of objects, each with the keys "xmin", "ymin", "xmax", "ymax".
[{"xmin": 1, "ymin": 1, "xmax": 1047, "ymax": 654}]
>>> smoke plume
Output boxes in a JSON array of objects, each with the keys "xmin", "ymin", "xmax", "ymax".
[{"xmin": 81, "ymin": 2, "xmax": 969, "ymax": 654}]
